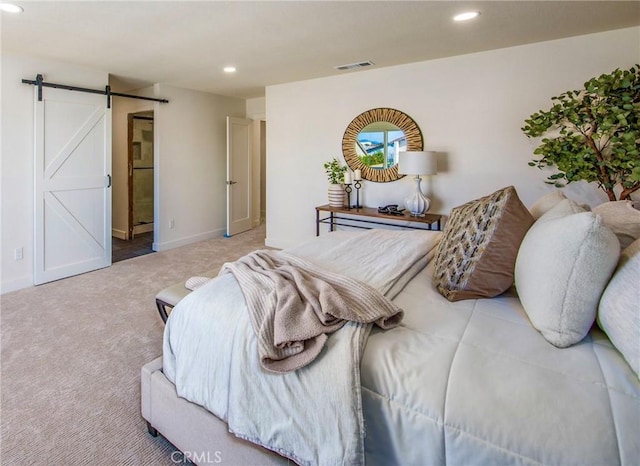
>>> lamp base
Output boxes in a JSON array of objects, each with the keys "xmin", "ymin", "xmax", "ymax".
[{"xmin": 405, "ymin": 176, "xmax": 431, "ymax": 216}]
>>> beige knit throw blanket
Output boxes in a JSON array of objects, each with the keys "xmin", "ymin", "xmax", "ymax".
[{"xmin": 220, "ymin": 249, "xmax": 404, "ymax": 373}]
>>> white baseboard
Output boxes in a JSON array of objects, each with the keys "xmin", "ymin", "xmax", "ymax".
[
  {"xmin": 1, "ymin": 276, "xmax": 34, "ymax": 294},
  {"xmin": 153, "ymin": 227, "xmax": 226, "ymax": 252},
  {"xmin": 264, "ymin": 236, "xmax": 295, "ymax": 250}
]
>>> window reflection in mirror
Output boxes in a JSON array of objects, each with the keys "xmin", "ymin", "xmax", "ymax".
[
  {"xmin": 342, "ymin": 108, "xmax": 422, "ymax": 183},
  {"xmin": 357, "ymin": 122, "xmax": 406, "ymax": 169}
]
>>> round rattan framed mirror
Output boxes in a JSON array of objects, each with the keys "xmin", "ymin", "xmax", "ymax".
[{"xmin": 341, "ymin": 108, "xmax": 423, "ymax": 182}]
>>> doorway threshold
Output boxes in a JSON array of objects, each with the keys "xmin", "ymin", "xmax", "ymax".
[{"xmin": 112, "ymin": 231, "xmax": 154, "ymax": 263}]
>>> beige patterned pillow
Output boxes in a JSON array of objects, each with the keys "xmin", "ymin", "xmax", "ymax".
[{"xmin": 433, "ymin": 186, "xmax": 534, "ymax": 301}]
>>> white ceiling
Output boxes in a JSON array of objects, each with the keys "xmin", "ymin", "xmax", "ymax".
[{"xmin": 2, "ymin": 1, "xmax": 639, "ymax": 99}]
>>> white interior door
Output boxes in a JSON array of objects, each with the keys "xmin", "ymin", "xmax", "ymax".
[
  {"xmin": 34, "ymin": 87, "xmax": 112, "ymax": 285},
  {"xmin": 226, "ymin": 116, "xmax": 252, "ymax": 236}
]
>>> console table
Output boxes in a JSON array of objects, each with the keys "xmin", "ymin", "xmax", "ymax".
[{"xmin": 315, "ymin": 205, "xmax": 442, "ymax": 236}]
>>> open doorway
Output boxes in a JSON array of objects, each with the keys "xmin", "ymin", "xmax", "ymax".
[{"xmin": 111, "ymin": 110, "xmax": 154, "ymax": 263}]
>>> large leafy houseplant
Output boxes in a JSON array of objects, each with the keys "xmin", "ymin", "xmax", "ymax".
[{"xmin": 522, "ymin": 64, "xmax": 640, "ymax": 201}]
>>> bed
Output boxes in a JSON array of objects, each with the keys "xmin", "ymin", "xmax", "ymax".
[{"xmin": 142, "ymin": 187, "xmax": 640, "ymax": 466}]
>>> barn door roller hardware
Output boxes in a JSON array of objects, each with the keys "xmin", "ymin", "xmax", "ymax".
[{"xmin": 22, "ymin": 74, "xmax": 169, "ymax": 108}]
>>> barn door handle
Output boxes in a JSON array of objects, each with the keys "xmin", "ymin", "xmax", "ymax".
[
  {"xmin": 107, "ymin": 174, "xmax": 112, "ymax": 188},
  {"xmin": 226, "ymin": 180, "xmax": 237, "ymax": 185}
]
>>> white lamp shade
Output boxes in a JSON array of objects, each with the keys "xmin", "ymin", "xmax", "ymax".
[{"xmin": 397, "ymin": 151, "xmax": 438, "ymax": 176}]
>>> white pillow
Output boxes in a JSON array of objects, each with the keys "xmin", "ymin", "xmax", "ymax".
[
  {"xmin": 598, "ymin": 238, "xmax": 640, "ymax": 376},
  {"xmin": 515, "ymin": 210, "xmax": 620, "ymax": 348},
  {"xmin": 592, "ymin": 200, "xmax": 640, "ymax": 249},
  {"xmin": 529, "ymin": 190, "xmax": 567, "ymax": 219},
  {"xmin": 534, "ymin": 198, "xmax": 585, "ymax": 224}
]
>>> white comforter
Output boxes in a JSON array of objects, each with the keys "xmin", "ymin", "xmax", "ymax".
[
  {"xmin": 164, "ymin": 231, "xmax": 640, "ymax": 465},
  {"xmin": 363, "ymin": 262, "xmax": 640, "ymax": 465},
  {"xmin": 163, "ymin": 230, "xmax": 440, "ymax": 465}
]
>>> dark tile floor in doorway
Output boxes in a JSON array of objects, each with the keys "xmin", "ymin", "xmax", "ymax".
[{"xmin": 112, "ymin": 231, "xmax": 154, "ymax": 263}]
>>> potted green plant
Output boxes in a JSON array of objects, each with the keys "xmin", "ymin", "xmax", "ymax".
[
  {"xmin": 324, "ymin": 158, "xmax": 348, "ymax": 207},
  {"xmin": 522, "ymin": 64, "xmax": 639, "ymax": 201}
]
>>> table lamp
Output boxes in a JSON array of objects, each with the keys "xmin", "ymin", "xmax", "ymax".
[{"xmin": 398, "ymin": 151, "xmax": 437, "ymax": 216}]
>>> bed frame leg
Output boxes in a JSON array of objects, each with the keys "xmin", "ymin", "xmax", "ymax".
[
  {"xmin": 155, "ymin": 299, "xmax": 172, "ymax": 323},
  {"xmin": 146, "ymin": 421, "xmax": 158, "ymax": 437}
]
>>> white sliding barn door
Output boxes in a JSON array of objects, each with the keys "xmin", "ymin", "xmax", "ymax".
[
  {"xmin": 226, "ymin": 116, "xmax": 253, "ymax": 237},
  {"xmin": 34, "ymin": 88, "xmax": 112, "ymax": 285}
]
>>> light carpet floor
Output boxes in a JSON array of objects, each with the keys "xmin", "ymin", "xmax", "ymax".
[{"xmin": 1, "ymin": 225, "xmax": 267, "ymax": 465}]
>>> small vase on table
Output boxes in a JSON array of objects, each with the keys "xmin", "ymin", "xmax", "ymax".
[{"xmin": 328, "ymin": 184, "xmax": 345, "ymax": 207}]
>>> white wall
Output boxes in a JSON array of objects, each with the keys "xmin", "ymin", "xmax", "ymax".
[
  {"xmin": 265, "ymin": 27, "xmax": 640, "ymax": 250},
  {"xmin": 1, "ymin": 54, "xmax": 109, "ymax": 293},
  {"xmin": 153, "ymin": 84, "xmax": 245, "ymax": 251},
  {"xmin": 246, "ymin": 97, "xmax": 266, "ymax": 121}
]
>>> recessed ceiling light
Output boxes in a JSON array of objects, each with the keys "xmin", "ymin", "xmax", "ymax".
[
  {"xmin": 0, "ymin": 2, "xmax": 24, "ymax": 13},
  {"xmin": 453, "ymin": 11, "xmax": 480, "ymax": 22},
  {"xmin": 223, "ymin": 66, "xmax": 237, "ymax": 73}
]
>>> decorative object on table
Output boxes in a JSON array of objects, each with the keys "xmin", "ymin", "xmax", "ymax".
[
  {"xmin": 324, "ymin": 158, "xmax": 348, "ymax": 207},
  {"xmin": 343, "ymin": 171, "xmax": 353, "ymax": 210},
  {"xmin": 522, "ymin": 64, "xmax": 640, "ymax": 201},
  {"xmin": 398, "ymin": 151, "xmax": 438, "ymax": 216},
  {"xmin": 342, "ymin": 108, "xmax": 423, "ymax": 183},
  {"xmin": 353, "ymin": 169, "xmax": 362, "ymax": 208},
  {"xmin": 377, "ymin": 205, "xmax": 405, "ymax": 216}
]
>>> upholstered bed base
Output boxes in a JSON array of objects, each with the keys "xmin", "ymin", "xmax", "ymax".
[{"xmin": 141, "ymin": 357, "xmax": 289, "ymax": 465}]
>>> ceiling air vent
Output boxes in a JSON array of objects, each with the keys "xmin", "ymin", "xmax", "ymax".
[{"xmin": 334, "ymin": 61, "xmax": 375, "ymax": 71}]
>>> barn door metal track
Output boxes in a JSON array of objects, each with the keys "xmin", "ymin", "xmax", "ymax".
[{"xmin": 22, "ymin": 74, "xmax": 169, "ymax": 108}]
